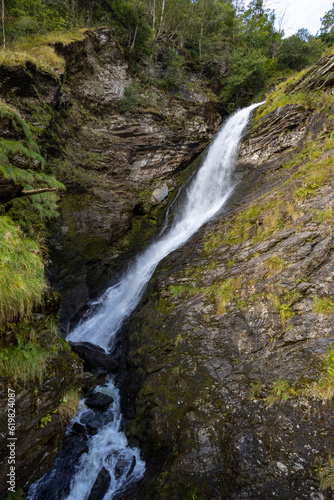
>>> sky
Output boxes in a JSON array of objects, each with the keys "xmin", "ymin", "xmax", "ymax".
[{"xmin": 245, "ymin": 0, "xmax": 334, "ymax": 37}]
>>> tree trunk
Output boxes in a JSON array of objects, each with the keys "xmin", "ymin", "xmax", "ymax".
[
  {"xmin": 130, "ymin": 17, "xmax": 140, "ymax": 52},
  {"xmin": 2, "ymin": 0, "xmax": 5, "ymax": 50}
]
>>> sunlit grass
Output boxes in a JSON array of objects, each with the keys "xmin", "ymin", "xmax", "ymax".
[
  {"xmin": 0, "ymin": 29, "xmax": 86, "ymax": 73},
  {"xmin": 58, "ymin": 387, "xmax": 81, "ymax": 422},
  {"xmin": 0, "ymin": 216, "xmax": 47, "ymax": 325}
]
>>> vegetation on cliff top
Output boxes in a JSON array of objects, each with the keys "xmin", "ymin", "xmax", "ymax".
[{"xmin": 1, "ymin": 1, "xmax": 334, "ymax": 111}]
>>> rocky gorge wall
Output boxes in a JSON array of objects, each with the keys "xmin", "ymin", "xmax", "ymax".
[
  {"xmin": 118, "ymin": 58, "xmax": 334, "ymax": 499},
  {"xmin": 45, "ymin": 27, "xmax": 222, "ymax": 331},
  {"xmin": 2, "ymin": 27, "xmax": 334, "ymax": 500},
  {"xmin": 0, "ymin": 27, "xmax": 221, "ymax": 498}
]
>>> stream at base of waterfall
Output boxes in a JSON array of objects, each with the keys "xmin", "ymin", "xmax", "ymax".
[{"xmin": 28, "ymin": 102, "xmax": 264, "ymax": 500}]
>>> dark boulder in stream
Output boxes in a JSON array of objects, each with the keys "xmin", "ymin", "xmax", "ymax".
[
  {"xmin": 87, "ymin": 467, "xmax": 111, "ymax": 500},
  {"xmin": 85, "ymin": 392, "xmax": 114, "ymax": 410},
  {"xmin": 70, "ymin": 341, "xmax": 119, "ymax": 372}
]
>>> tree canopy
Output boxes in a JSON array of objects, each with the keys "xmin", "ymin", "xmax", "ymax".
[{"xmin": 0, "ymin": 0, "xmax": 330, "ymax": 111}]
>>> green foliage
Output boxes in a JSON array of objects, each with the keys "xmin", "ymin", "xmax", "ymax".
[
  {"xmin": 249, "ymin": 379, "xmax": 264, "ymax": 399},
  {"xmin": 224, "ymin": 205, "xmax": 261, "ymax": 245},
  {"xmin": 39, "ymin": 413, "xmax": 52, "ymax": 428},
  {"xmin": 304, "ymin": 349, "xmax": 334, "ymax": 400},
  {"xmin": 161, "ymin": 48, "xmax": 186, "ymax": 89},
  {"xmin": 318, "ymin": 454, "xmax": 334, "ymax": 490},
  {"xmin": 277, "ymin": 29, "xmax": 324, "ymax": 71},
  {"xmin": 279, "ymin": 303, "xmax": 292, "ymax": 321},
  {"xmin": 266, "ymin": 256, "xmax": 284, "ymax": 275},
  {"xmin": 0, "ymin": 103, "xmax": 64, "ymax": 232},
  {"xmin": 240, "ymin": 0, "xmax": 279, "ymax": 57},
  {"xmin": 294, "ymin": 182, "xmax": 319, "ymax": 201},
  {"xmin": 266, "ymin": 378, "xmax": 295, "ymax": 405},
  {"xmin": 203, "ymin": 231, "xmax": 222, "ymax": 251},
  {"xmin": 320, "ymin": 3, "xmax": 334, "ymax": 46},
  {"xmin": 313, "ymin": 296, "xmax": 334, "ymax": 315},
  {"xmin": 119, "ymin": 81, "xmax": 149, "ymax": 112},
  {"xmin": 0, "ymin": 334, "xmax": 51, "ymax": 384},
  {"xmin": 0, "ymin": 216, "xmax": 46, "ymax": 325},
  {"xmin": 204, "ymin": 277, "xmax": 241, "ymax": 314},
  {"xmin": 3, "ymin": 488, "xmax": 25, "ymax": 500},
  {"xmin": 221, "ymin": 47, "xmax": 270, "ymax": 111},
  {"xmin": 317, "ymin": 208, "xmax": 333, "ymax": 222}
]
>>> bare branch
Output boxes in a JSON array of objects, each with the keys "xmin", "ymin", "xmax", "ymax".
[{"xmin": 18, "ymin": 188, "xmax": 59, "ymax": 198}]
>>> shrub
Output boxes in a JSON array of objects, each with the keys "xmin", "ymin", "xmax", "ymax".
[
  {"xmin": 162, "ymin": 48, "xmax": 186, "ymax": 89},
  {"xmin": 313, "ymin": 296, "xmax": 334, "ymax": 314}
]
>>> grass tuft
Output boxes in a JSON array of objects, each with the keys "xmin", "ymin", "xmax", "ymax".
[
  {"xmin": 313, "ymin": 296, "xmax": 334, "ymax": 315},
  {"xmin": 0, "ymin": 30, "xmax": 86, "ymax": 74},
  {"xmin": 304, "ymin": 349, "xmax": 334, "ymax": 400},
  {"xmin": 0, "ymin": 216, "xmax": 46, "ymax": 325},
  {"xmin": 0, "ymin": 335, "xmax": 51, "ymax": 384},
  {"xmin": 58, "ymin": 387, "xmax": 81, "ymax": 422}
]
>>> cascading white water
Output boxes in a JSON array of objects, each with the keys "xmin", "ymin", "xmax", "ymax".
[
  {"xmin": 28, "ymin": 102, "xmax": 264, "ymax": 500},
  {"xmin": 68, "ymin": 102, "xmax": 264, "ymax": 351},
  {"xmin": 28, "ymin": 378, "xmax": 146, "ymax": 500}
]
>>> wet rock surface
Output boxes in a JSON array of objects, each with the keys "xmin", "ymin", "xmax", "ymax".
[
  {"xmin": 87, "ymin": 467, "xmax": 111, "ymax": 500},
  {"xmin": 45, "ymin": 28, "xmax": 221, "ymax": 329},
  {"xmin": 120, "ymin": 60, "xmax": 334, "ymax": 499},
  {"xmin": 70, "ymin": 341, "xmax": 119, "ymax": 373},
  {"xmin": 85, "ymin": 392, "xmax": 114, "ymax": 410}
]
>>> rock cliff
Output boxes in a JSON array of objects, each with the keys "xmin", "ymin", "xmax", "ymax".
[
  {"xmin": 46, "ymin": 27, "xmax": 221, "ymax": 330},
  {"xmin": 0, "ymin": 27, "xmax": 221, "ymax": 498},
  {"xmin": 120, "ymin": 56, "xmax": 334, "ymax": 499}
]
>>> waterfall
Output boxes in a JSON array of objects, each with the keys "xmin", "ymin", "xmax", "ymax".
[
  {"xmin": 28, "ymin": 102, "xmax": 264, "ymax": 500},
  {"xmin": 67, "ymin": 102, "xmax": 264, "ymax": 351}
]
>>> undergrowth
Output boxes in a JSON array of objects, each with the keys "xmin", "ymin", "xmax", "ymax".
[
  {"xmin": 0, "ymin": 102, "xmax": 64, "ymax": 233},
  {"xmin": 0, "ymin": 30, "xmax": 86, "ymax": 74},
  {"xmin": 0, "ymin": 216, "xmax": 46, "ymax": 325},
  {"xmin": 0, "ymin": 334, "xmax": 53, "ymax": 384},
  {"xmin": 304, "ymin": 349, "xmax": 334, "ymax": 400},
  {"xmin": 58, "ymin": 388, "xmax": 81, "ymax": 422}
]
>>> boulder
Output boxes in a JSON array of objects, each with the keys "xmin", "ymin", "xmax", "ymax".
[
  {"xmin": 69, "ymin": 341, "xmax": 119, "ymax": 372},
  {"xmin": 87, "ymin": 467, "xmax": 111, "ymax": 500},
  {"xmin": 85, "ymin": 392, "xmax": 114, "ymax": 411},
  {"xmin": 150, "ymin": 184, "xmax": 169, "ymax": 205}
]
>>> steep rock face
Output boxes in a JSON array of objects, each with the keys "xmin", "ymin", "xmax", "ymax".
[
  {"xmin": 121, "ymin": 56, "xmax": 334, "ymax": 499},
  {"xmin": 46, "ymin": 27, "xmax": 221, "ymax": 329},
  {"xmin": 0, "ymin": 29, "xmax": 220, "ymax": 497},
  {"xmin": 0, "ymin": 299, "xmax": 83, "ymax": 498}
]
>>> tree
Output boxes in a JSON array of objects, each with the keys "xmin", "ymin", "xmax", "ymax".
[
  {"xmin": 240, "ymin": 0, "xmax": 280, "ymax": 58},
  {"xmin": 320, "ymin": 3, "xmax": 334, "ymax": 46},
  {"xmin": 277, "ymin": 29, "xmax": 324, "ymax": 71},
  {"xmin": 221, "ymin": 46, "xmax": 269, "ymax": 111},
  {"xmin": 2, "ymin": 0, "xmax": 5, "ymax": 49}
]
